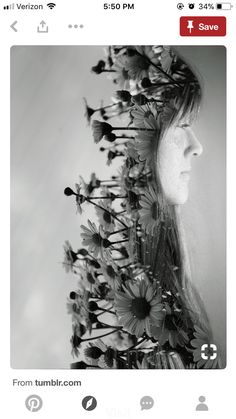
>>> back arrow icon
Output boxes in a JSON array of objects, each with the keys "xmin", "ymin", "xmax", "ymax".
[{"xmin": 10, "ymin": 21, "xmax": 18, "ymax": 32}]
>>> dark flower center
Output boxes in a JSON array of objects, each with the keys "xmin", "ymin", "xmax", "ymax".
[
  {"xmin": 85, "ymin": 346, "xmax": 103, "ymax": 359},
  {"xmin": 103, "ymin": 211, "xmax": 112, "ymax": 224},
  {"xmin": 164, "ymin": 315, "xmax": 177, "ymax": 331},
  {"xmin": 144, "ymin": 110, "xmax": 153, "ymax": 118},
  {"xmin": 72, "ymin": 334, "xmax": 82, "ymax": 348},
  {"xmin": 104, "ymin": 348, "xmax": 116, "ymax": 367},
  {"xmin": 136, "ymin": 56, "xmax": 150, "ymax": 71},
  {"xmin": 92, "ymin": 233, "xmax": 103, "ymax": 246},
  {"xmin": 87, "ymin": 272, "xmax": 95, "ymax": 284},
  {"xmin": 87, "ymin": 183, "xmax": 95, "ymax": 194},
  {"xmin": 151, "ymin": 202, "xmax": 158, "ymax": 220},
  {"xmin": 122, "ymin": 68, "xmax": 129, "ymax": 80},
  {"xmin": 106, "ymin": 265, "xmax": 116, "ymax": 278},
  {"xmin": 72, "ymin": 303, "xmax": 78, "ymax": 313},
  {"xmin": 86, "ymin": 106, "xmax": 95, "ymax": 118},
  {"xmin": 67, "ymin": 250, "xmax": 78, "ymax": 263},
  {"xmin": 127, "ymin": 190, "xmax": 139, "ymax": 209},
  {"xmin": 131, "ymin": 297, "xmax": 151, "ymax": 319}
]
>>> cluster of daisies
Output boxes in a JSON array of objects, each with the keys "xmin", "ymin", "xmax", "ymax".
[{"xmin": 63, "ymin": 46, "xmax": 219, "ymax": 369}]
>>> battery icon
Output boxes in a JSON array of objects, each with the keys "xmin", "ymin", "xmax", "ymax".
[{"xmin": 216, "ymin": 2, "xmax": 233, "ymax": 9}]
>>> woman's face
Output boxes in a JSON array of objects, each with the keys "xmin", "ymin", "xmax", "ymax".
[{"xmin": 157, "ymin": 122, "xmax": 203, "ymax": 205}]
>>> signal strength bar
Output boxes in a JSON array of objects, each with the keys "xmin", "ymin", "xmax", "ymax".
[{"xmin": 3, "ymin": 3, "xmax": 14, "ymax": 9}]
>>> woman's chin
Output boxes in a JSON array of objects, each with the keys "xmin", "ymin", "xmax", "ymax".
[{"xmin": 165, "ymin": 188, "xmax": 189, "ymax": 205}]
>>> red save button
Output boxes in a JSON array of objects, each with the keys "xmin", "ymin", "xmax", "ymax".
[{"xmin": 180, "ymin": 16, "xmax": 226, "ymax": 36}]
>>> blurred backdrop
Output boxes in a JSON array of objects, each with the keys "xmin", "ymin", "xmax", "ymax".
[{"xmin": 11, "ymin": 46, "xmax": 226, "ymax": 368}]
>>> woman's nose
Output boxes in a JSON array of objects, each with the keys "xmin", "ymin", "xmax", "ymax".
[{"xmin": 184, "ymin": 128, "xmax": 203, "ymax": 157}]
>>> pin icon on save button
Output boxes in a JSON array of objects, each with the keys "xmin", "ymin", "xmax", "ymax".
[{"xmin": 180, "ymin": 16, "xmax": 226, "ymax": 36}]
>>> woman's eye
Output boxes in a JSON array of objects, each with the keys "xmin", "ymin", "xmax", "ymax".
[{"xmin": 178, "ymin": 123, "xmax": 190, "ymax": 129}]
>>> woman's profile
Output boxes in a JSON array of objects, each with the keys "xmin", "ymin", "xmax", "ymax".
[{"xmin": 64, "ymin": 45, "xmax": 222, "ymax": 369}]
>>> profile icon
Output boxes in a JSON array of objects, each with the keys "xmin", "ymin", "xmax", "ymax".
[{"xmin": 196, "ymin": 396, "xmax": 208, "ymax": 411}]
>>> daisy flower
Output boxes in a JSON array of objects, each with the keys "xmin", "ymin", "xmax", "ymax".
[
  {"xmin": 92, "ymin": 120, "xmax": 113, "ymax": 143},
  {"xmin": 95, "ymin": 199, "xmax": 116, "ymax": 232},
  {"xmin": 139, "ymin": 187, "xmax": 163, "ymax": 234},
  {"xmin": 116, "ymin": 90, "xmax": 132, "ymax": 103},
  {"xmin": 84, "ymin": 339, "xmax": 105, "ymax": 364},
  {"xmin": 125, "ymin": 46, "xmax": 160, "ymax": 83},
  {"xmin": 150, "ymin": 314, "xmax": 189, "ymax": 349},
  {"xmin": 66, "ymin": 288, "xmax": 89, "ymax": 323},
  {"xmin": 66, "ymin": 299, "xmax": 83, "ymax": 323},
  {"xmin": 63, "ymin": 240, "xmax": 78, "ymax": 273},
  {"xmin": 79, "ymin": 265, "xmax": 100, "ymax": 293},
  {"xmin": 83, "ymin": 98, "xmax": 95, "ymax": 124},
  {"xmin": 135, "ymin": 130, "xmax": 157, "ymax": 165},
  {"xmin": 125, "ymin": 55, "xmax": 150, "ymax": 82},
  {"xmin": 84, "ymin": 339, "xmax": 116, "ymax": 368},
  {"xmin": 98, "ymin": 350, "xmax": 117, "ymax": 368},
  {"xmin": 112, "ymin": 56, "xmax": 130, "ymax": 90},
  {"xmin": 107, "ymin": 149, "xmax": 123, "ymax": 166},
  {"xmin": 70, "ymin": 323, "xmax": 86, "ymax": 358},
  {"xmin": 190, "ymin": 325, "xmax": 220, "ymax": 369},
  {"xmin": 114, "ymin": 280, "xmax": 164, "ymax": 337},
  {"xmin": 79, "ymin": 173, "xmax": 100, "ymax": 196},
  {"xmin": 99, "ymin": 259, "xmax": 121, "ymax": 290},
  {"xmin": 132, "ymin": 105, "xmax": 160, "ymax": 165},
  {"xmin": 80, "ymin": 220, "xmax": 111, "ymax": 258},
  {"xmin": 125, "ymin": 139, "xmax": 140, "ymax": 161},
  {"xmin": 131, "ymin": 103, "xmax": 160, "ymax": 129},
  {"xmin": 75, "ymin": 183, "xmax": 85, "ymax": 214}
]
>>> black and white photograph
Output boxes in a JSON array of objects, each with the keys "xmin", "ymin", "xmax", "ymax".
[{"xmin": 11, "ymin": 45, "xmax": 226, "ymax": 369}]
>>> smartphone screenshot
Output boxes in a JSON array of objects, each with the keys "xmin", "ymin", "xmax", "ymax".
[{"xmin": 1, "ymin": 0, "xmax": 235, "ymax": 417}]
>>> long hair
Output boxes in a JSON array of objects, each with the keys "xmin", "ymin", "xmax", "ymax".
[{"xmin": 140, "ymin": 56, "xmax": 212, "ymax": 341}]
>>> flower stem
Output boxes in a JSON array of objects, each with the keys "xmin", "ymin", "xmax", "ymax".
[
  {"xmin": 100, "ymin": 179, "xmax": 117, "ymax": 183},
  {"xmin": 110, "ymin": 239, "xmax": 128, "ymax": 245},
  {"xmin": 119, "ymin": 262, "xmax": 135, "ymax": 269},
  {"xmin": 97, "ymin": 309, "xmax": 116, "ymax": 316},
  {"xmin": 100, "ymin": 323, "xmax": 130, "ymax": 334},
  {"xmin": 82, "ymin": 329, "xmax": 119, "ymax": 342},
  {"xmin": 135, "ymin": 51, "xmax": 182, "ymax": 87},
  {"xmin": 88, "ymin": 195, "xmax": 127, "ymax": 200},
  {"xmin": 120, "ymin": 337, "xmax": 148, "ymax": 352},
  {"xmin": 85, "ymin": 198, "xmax": 128, "ymax": 229},
  {"xmin": 100, "ymin": 322, "xmax": 121, "ymax": 329},
  {"xmin": 94, "ymin": 102, "xmax": 122, "ymax": 112},
  {"xmin": 116, "ymin": 136, "xmax": 134, "ymax": 140},
  {"xmin": 113, "ymin": 127, "xmax": 154, "ymax": 132},
  {"xmin": 108, "ymin": 228, "xmax": 128, "ymax": 236}
]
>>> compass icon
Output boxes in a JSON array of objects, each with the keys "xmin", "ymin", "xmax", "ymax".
[{"xmin": 82, "ymin": 396, "xmax": 97, "ymax": 411}]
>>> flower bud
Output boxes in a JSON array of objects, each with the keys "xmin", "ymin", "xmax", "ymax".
[
  {"xmin": 84, "ymin": 346, "xmax": 103, "ymax": 359},
  {"xmin": 116, "ymin": 90, "xmax": 131, "ymax": 102},
  {"xmin": 88, "ymin": 301, "xmax": 99, "ymax": 312},
  {"xmin": 64, "ymin": 187, "xmax": 74, "ymax": 196}
]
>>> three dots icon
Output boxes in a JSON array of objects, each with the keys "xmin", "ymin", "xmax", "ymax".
[{"xmin": 68, "ymin": 24, "xmax": 84, "ymax": 29}]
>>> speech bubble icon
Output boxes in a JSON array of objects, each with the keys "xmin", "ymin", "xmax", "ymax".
[{"xmin": 140, "ymin": 396, "xmax": 154, "ymax": 410}]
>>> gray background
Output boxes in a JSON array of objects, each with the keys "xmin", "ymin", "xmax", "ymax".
[{"xmin": 11, "ymin": 46, "xmax": 226, "ymax": 368}]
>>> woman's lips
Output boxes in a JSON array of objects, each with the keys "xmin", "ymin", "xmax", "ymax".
[{"xmin": 180, "ymin": 171, "xmax": 190, "ymax": 180}]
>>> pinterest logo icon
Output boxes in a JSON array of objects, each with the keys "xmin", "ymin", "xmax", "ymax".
[{"xmin": 25, "ymin": 395, "xmax": 43, "ymax": 412}]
